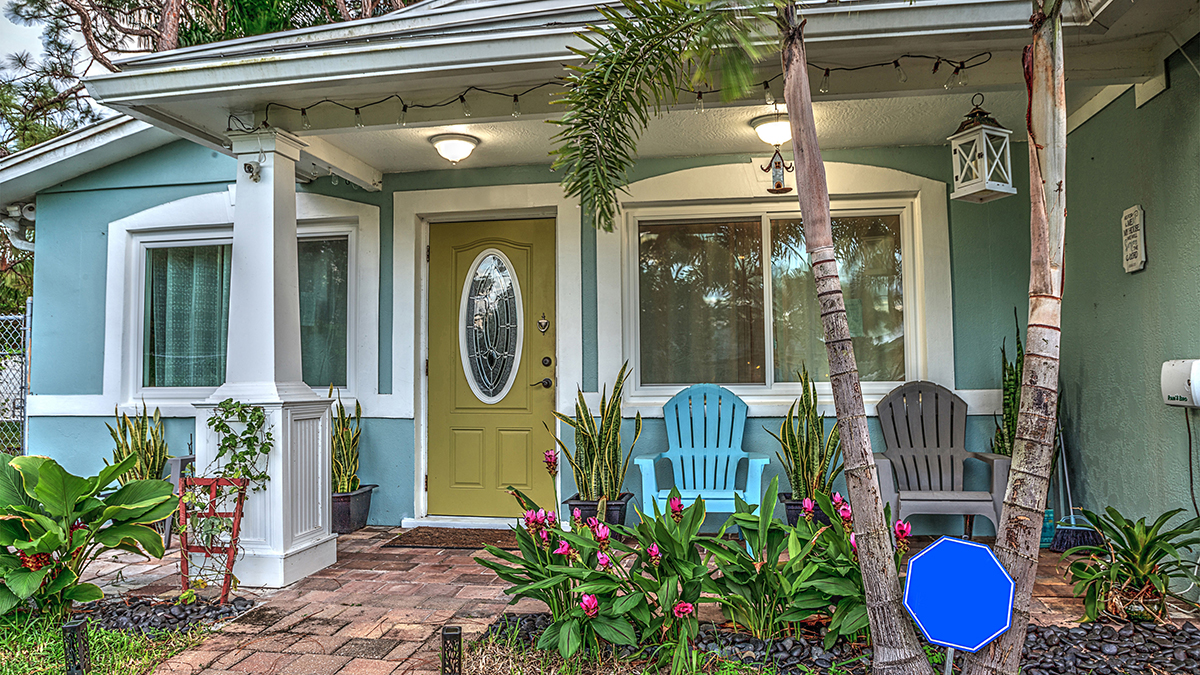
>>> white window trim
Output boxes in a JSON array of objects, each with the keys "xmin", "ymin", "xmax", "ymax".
[
  {"xmin": 28, "ymin": 187, "xmax": 384, "ymax": 418},
  {"xmin": 596, "ymin": 159, "xmax": 961, "ymax": 418},
  {"xmin": 623, "ymin": 198, "xmax": 916, "ymax": 412}
]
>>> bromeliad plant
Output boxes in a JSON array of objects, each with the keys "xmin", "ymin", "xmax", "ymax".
[
  {"xmin": 0, "ymin": 454, "xmax": 176, "ymax": 619},
  {"xmin": 768, "ymin": 365, "xmax": 842, "ymax": 501},
  {"xmin": 1064, "ymin": 507, "xmax": 1200, "ymax": 623},
  {"xmin": 549, "ymin": 363, "xmax": 642, "ymax": 502},
  {"xmin": 329, "ymin": 387, "xmax": 363, "ymax": 493},
  {"xmin": 105, "ymin": 402, "xmax": 170, "ymax": 484}
]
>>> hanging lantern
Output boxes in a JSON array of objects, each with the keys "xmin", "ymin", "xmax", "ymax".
[{"xmin": 948, "ymin": 93, "xmax": 1016, "ymax": 203}]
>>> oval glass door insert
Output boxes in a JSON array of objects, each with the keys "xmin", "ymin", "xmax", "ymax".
[{"xmin": 459, "ymin": 249, "xmax": 523, "ymax": 404}]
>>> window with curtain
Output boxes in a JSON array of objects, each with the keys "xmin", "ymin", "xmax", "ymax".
[
  {"xmin": 298, "ymin": 238, "xmax": 349, "ymax": 388},
  {"xmin": 143, "ymin": 245, "xmax": 232, "ymax": 387},
  {"xmin": 142, "ymin": 237, "xmax": 350, "ymax": 389},
  {"xmin": 636, "ymin": 213, "xmax": 904, "ymax": 386}
]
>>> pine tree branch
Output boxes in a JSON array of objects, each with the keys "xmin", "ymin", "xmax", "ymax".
[{"xmin": 60, "ymin": 0, "xmax": 120, "ymax": 71}]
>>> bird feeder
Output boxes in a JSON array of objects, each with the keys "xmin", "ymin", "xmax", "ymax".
[{"xmin": 948, "ymin": 94, "xmax": 1016, "ymax": 203}]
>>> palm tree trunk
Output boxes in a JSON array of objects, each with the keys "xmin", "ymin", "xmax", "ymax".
[
  {"xmin": 962, "ymin": 5, "xmax": 1066, "ymax": 675},
  {"xmin": 781, "ymin": 13, "xmax": 932, "ymax": 675}
]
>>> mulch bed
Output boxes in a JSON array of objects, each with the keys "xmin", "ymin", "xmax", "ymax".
[
  {"xmin": 480, "ymin": 613, "xmax": 1200, "ymax": 674},
  {"xmin": 382, "ymin": 527, "xmax": 518, "ymax": 550},
  {"xmin": 73, "ymin": 596, "xmax": 256, "ymax": 634}
]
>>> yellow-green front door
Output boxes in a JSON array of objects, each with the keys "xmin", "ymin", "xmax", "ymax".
[{"xmin": 427, "ymin": 219, "xmax": 557, "ymax": 517}]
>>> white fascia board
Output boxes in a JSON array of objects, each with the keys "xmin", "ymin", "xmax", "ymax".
[{"xmin": 0, "ymin": 116, "xmax": 177, "ymax": 204}]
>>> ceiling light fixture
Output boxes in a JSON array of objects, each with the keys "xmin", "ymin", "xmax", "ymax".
[
  {"xmin": 430, "ymin": 134, "xmax": 479, "ymax": 164},
  {"xmin": 751, "ymin": 115, "xmax": 792, "ymax": 147}
]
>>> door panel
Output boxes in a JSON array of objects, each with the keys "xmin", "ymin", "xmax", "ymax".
[{"xmin": 428, "ymin": 219, "xmax": 556, "ymax": 517}]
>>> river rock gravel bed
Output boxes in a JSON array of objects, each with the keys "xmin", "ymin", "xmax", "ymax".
[
  {"xmin": 484, "ymin": 613, "xmax": 1200, "ymax": 674},
  {"xmin": 72, "ymin": 596, "xmax": 256, "ymax": 634}
]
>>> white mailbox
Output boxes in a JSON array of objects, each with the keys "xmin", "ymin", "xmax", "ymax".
[{"xmin": 1162, "ymin": 360, "xmax": 1200, "ymax": 408}]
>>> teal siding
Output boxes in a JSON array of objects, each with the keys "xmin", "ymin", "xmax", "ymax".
[
  {"xmin": 1061, "ymin": 38, "xmax": 1200, "ymax": 521},
  {"xmin": 356, "ymin": 418, "xmax": 416, "ymax": 524}
]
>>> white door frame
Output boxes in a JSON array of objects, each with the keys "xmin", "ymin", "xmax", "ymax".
[{"xmin": 394, "ymin": 185, "xmax": 582, "ymax": 524}]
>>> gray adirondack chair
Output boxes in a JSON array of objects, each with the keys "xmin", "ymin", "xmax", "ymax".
[
  {"xmin": 634, "ymin": 384, "xmax": 770, "ymax": 514},
  {"xmin": 873, "ymin": 381, "xmax": 1009, "ymax": 539}
]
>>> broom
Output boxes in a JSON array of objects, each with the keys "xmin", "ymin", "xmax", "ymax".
[{"xmin": 1049, "ymin": 422, "xmax": 1104, "ymax": 552}]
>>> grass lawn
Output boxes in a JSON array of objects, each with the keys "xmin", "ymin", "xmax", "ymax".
[{"xmin": 0, "ymin": 613, "xmax": 208, "ymax": 675}]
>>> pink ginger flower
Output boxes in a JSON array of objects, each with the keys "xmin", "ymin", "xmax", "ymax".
[
  {"xmin": 586, "ymin": 517, "xmax": 599, "ymax": 530},
  {"xmin": 672, "ymin": 601, "xmax": 695, "ymax": 618},
  {"xmin": 592, "ymin": 522, "xmax": 611, "ymax": 547},
  {"xmin": 539, "ymin": 529, "xmax": 550, "ymax": 546},
  {"xmin": 573, "ymin": 508, "xmax": 583, "ymax": 524},
  {"xmin": 580, "ymin": 594, "xmax": 599, "ymax": 618},
  {"xmin": 646, "ymin": 542, "xmax": 662, "ymax": 566},
  {"xmin": 894, "ymin": 520, "xmax": 912, "ymax": 542},
  {"xmin": 554, "ymin": 540, "xmax": 572, "ymax": 556},
  {"xmin": 832, "ymin": 492, "xmax": 844, "ymax": 506},
  {"xmin": 546, "ymin": 511, "xmax": 558, "ymax": 529},
  {"xmin": 850, "ymin": 532, "xmax": 857, "ymax": 554},
  {"xmin": 669, "ymin": 497, "xmax": 684, "ymax": 522},
  {"xmin": 801, "ymin": 498, "xmax": 815, "ymax": 520},
  {"xmin": 597, "ymin": 551, "xmax": 612, "ymax": 570},
  {"xmin": 837, "ymin": 503, "xmax": 853, "ymax": 523},
  {"xmin": 543, "ymin": 450, "xmax": 558, "ymax": 476}
]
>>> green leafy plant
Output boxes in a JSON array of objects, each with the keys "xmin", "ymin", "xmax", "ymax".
[
  {"xmin": 329, "ymin": 387, "xmax": 362, "ymax": 494},
  {"xmin": 990, "ymin": 312, "xmax": 1024, "ymax": 456},
  {"xmin": 1064, "ymin": 507, "xmax": 1200, "ymax": 623},
  {"xmin": 0, "ymin": 453, "xmax": 176, "ymax": 619},
  {"xmin": 549, "ymin": 363, "xmax": 642, "ymax": 501},
  {"xmin": 205, "ymin": 399, "xmax": 274, "ymax": 491},
  {"xmin": 105, "ymin": 403, "xmax": 170, "ymax": 485},
  {"xmin": 768, "ymin": 365, "xmax": 842, "ymax": 501}
]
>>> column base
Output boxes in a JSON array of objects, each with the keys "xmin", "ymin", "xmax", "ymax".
[{"xmin": 231, "ymin": 533, "xmax": 339, "ymax": 588}]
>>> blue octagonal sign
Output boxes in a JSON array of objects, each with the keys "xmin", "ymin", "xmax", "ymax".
[{"xmin": 903, "ymin": 536, "xmax": 1015, "ymax": 653}]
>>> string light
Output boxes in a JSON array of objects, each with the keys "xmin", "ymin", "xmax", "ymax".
[
  {"xmin": 893, "ymin": 60, "xmax": 907, "ymax": 83},
  {"xmin": 397, "ymin": 103, "xmax": 407, "ymax": 126},
  {"xmin": 819, "ymin": 69, "xmax": 831, "ymax": 94},
  {"xmin": 354, "ymin": 108, "xmax": 364, "ymax": 128},
  {"xmin": 512, "ymin": 95, "xmax": 521, "ymax": 117},
  {"xmin": 932, "ymin": 57, "xmax": 942, "ymax": 75},
  {"xmin": 459, "ymin": 94, "xmax": 472, "ymax": 117},
  {"xmin": 944, "ymin": 66, "xmax": 962, "ymax": 89},
  {"xmin": 300, "ymin": 108, "xmax": 311, "ymax": 129},
  {"xmin": 763, "ymin": 81, "xmax": 775, "ymax": 106},
  {"xmin": 695, "ymin": 91, "xmax": 705, "ymax": 113}
]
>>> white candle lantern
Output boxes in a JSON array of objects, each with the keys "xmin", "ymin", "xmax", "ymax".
[{"xmin": 948, "ymin": 94, "xmax": 1016, "ymax": 203}]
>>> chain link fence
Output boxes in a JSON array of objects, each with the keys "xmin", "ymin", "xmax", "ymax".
[{"xmin": 0, "ymin": 310, "xmax": 27, "ymax": 456}]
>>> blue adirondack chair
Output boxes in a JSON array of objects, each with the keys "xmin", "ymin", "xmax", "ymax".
[{"xmin": 634, "ymin": 384, "xmax": 771, "ymax": 515}]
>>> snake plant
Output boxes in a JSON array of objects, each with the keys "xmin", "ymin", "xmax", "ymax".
[
  {"xmin": 991, "ymin": 311, "xmax": 1024, "ymax": 456},
  {"xmin": 329, "ymin": 387, "xmax": 362, "ymax": 493},
  {"xmin": 549, "ymin": 363, "xmax": 641, "ymax": 501},
  {"xmin": 104, "ymin": 402, "xmax": 169, "ymax": 485},
  {"xmin": 768, "ymin": 365, "xmax": 842, "ymax": 501}
]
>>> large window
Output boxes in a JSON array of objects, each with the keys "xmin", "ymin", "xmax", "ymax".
[
  {"xmin": 142, "ymin": 237, "xmax": 350, "ymax": 389},
  {"xmin": 636, "ymin": 211, "xmax": 904, "ymax": 387}
]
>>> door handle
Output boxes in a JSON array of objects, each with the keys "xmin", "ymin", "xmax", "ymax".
[{"xmin": 531, "ymin": 378, "xmax": 552, "ymax": 389}]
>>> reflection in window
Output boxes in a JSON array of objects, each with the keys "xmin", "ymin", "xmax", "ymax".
[
  {"xmin": 463, "ymin": 253, "xmax": 520, "ymax": 400},
  {"xmin": 771, "ymin": 216, "xmax": 904, "ymax": 382},
  {"xmin": 638, "ymin": 220, "xmax": 765, "ymax": 385},
  {"xmin": 143, "ymin": 245, "xmax": 232, "ymax": 387},
  {"xmin": 299, "ymin": 238, "xmax": 349, "ymax": 388}
]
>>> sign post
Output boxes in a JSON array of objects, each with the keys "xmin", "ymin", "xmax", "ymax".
[{"xmin": 903, "ymin": 537, "xmax": 1016, "ymax": 670}]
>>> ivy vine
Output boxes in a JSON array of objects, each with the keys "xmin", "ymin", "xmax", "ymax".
[{"xmin": 205, "ymin": 398, "xmax": 275, "ymax": 491}]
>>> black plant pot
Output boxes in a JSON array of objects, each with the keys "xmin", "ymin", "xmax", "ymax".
[
  {"xmin": 564, "ymin": 493, "xmax": 632, "ymax": 526},
  {"xmin": 332, "ymin": 484, "xmax": 377, "ymax": 535},
  {"xmin": 778, "ymin": 492, "xmax": 831, "ymax": 527}
]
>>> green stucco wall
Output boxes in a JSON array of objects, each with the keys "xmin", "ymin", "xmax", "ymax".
[{"xmin": 1061, "ymin": 38, "xmax": 1200, "ymax": 522}]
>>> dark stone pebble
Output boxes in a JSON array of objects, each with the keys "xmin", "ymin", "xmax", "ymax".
[{"xmin": 72, "ymin": 596, "xmax": 255, "ymax": 633}]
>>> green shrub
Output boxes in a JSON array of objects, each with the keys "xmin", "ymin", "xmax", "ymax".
[{"xmin": 0, "ymin": 454, "xmax": 176, "ymax": 619}]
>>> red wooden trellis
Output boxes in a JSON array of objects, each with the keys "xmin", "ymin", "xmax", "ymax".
[{"xmin": 178, "ymin": 477, "xmax": 248, "ymax": 604}]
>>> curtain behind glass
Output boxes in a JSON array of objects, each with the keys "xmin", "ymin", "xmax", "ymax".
[
  {"xmin": 298, "ymin": 238, "xmax": 348, "ymax": 388},
  {"xmin": 639, "ymin": 219, "xmax": 765, "ymax": 385},
  {"xmin": 771, "ymin": 216, "xmax": 904, "ymax": 382},
  {"xmin": 143, "ymin": 245, "xmax": 232, "ymax": 387}
]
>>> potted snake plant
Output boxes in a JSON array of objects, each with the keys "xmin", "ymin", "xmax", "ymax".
[
  {"xmin": 105, "ymin": 402, "xmax": 172, "ymax": 544},
  {"xmin": 549, "ymin": 363, "xmax": 641, "ymax": 525},
  {"xmin": 329, "ymin": 388, "xmax": 376, "ymax": 534},
  {"xmin": 768, "ymin": 365, "xmax": 843, "ymax": 526}
]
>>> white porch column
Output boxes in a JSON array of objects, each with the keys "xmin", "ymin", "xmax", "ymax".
[{"xmin": 193, "ymin": 129, "xmax": 337, "ymax": 588}]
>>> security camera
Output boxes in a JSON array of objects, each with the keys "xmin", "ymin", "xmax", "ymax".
[{"xmin": 243, "ymin": 161, "xmax": 262, "ymax": 183}]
